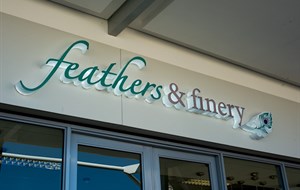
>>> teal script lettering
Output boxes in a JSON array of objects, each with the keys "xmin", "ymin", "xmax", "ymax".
[
  {"xmin": 15, "ymin": 40, "xmax": 163, "ymax": 103},
  {"xmin": 15, "ymin": 40, "xmax": 246, "ymax": 128}
]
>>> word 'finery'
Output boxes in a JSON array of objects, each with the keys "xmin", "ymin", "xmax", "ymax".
[{"xmin": 15, "ymin": 40, "xmax": 245, "ymax": 127}]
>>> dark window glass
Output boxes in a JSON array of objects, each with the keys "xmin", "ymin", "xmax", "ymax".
[
  {"xmin": 224, "ymin": 157, "xmax": 283, "ymax": 190},
  {"xmin": 160, "ymin": 158, "xmax": 212, "ymax": 190},
  {"xmin": 0, "ymin": 119, "xmax": 64, "ymax": 190},
  {"xmin": 286, "ymin": 167, "xmax": 300, "ymax": 189},
  {"xmin": 77, "ymin": 145, "xmax": 142, "ymax": 190}
]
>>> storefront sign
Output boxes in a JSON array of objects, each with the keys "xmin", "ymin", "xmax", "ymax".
[{"xmin": 15, "ymin": 40, "xmax": 272, "ymax": 139}]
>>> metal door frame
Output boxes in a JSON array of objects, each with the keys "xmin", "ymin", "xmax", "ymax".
[
  {"xmin": 153, "ymin": 148, "xmax": 220, "ymax": 190},
  {"xmin": 69, "ymin": 132, "xmax": 221, "ymax": 190},
  {"xmin": 69, "ymin": 133, "xmax": 154, "ymax": 190}
]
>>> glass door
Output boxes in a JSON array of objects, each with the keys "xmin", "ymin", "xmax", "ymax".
[
  {"xmin": 69, "ymin": 133, "xmax": 150, "ymax": 190},
  {"xmin": 153, "ymin": 148, "xmax": 220, "ymax": 190},
  {"xmin": 69, "ymin": 133, "xmax": 220, "ymax": 190}
]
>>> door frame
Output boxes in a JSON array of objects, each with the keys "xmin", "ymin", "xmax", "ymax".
[
  {"xmin": 69, "ymin": 133, "xmax": 154, "ymax": 190},
  {"xmin": 153, "ymin": 148, "xmax": 220, "ymax": 189},
  {"xmin": 69, "ymin": 132, "xmax": 221, "ymax": 190}
]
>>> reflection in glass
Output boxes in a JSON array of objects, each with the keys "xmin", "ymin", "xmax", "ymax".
[
  {"xmin": 286, "ymin": 167, "xmax": 300, "ymax": 190},
  {"xmin": 224, "ymin": 157, "xmax": 283, "ymax": 190},
  {"xmin": 160, "ymin": 158, "xmax": 211, "ymax": 190},
  {"xmin": 0, "ymin": 119, "xmax": 64, "ymax": 190},
  {"xmin": 77, "ymin": 145, "xmax": 142, "ymax": 190}
]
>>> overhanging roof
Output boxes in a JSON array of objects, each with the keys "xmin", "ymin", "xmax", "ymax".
[{"xmin": 50, "ymin": 0, "xmax": 300, "ymax": 87}]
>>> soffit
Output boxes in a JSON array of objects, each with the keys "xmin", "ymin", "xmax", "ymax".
[{"xmin": 50, "ymin": 0, "xmax": 300, "ymax": 87}]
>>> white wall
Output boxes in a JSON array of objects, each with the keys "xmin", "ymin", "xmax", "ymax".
[{"xmin": 1, "ymin": 0, "xmax": 300, "ymax": 158}]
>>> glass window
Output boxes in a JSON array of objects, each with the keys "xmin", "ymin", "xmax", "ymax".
[
  {"xmin": 160, "ymin": 158, "xmax": 212, "ymax": 190},
  {"xmin": 286, "ymin": 167, "xmax": 300, "ymax": 190},
  {"xmin": 224, "ymin": 157, "xmax": 283, "ymax": 190},
  {"xmin": 0, "ymin": 119, "xmax": 64, "ymax": 190},
  {"xmin": 77, "ymin": 145, "xmax": 142, "ymax": 190}
]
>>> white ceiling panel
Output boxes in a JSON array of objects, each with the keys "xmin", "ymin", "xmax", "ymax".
[
  {"xmin": 50, "ymin": 0, "xmax": 300, "ymax": 87},
  {"xmin": 131, "ymin": 0, "xmax": 300, "ymax": 87},
  {"xmin": 51, "ymin": 0, "xmax": 126, "ymax": 19}
]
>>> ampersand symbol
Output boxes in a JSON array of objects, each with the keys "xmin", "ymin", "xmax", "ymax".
[{"xmin": 168, "ymin": 83, "xmax": 185, "ymax": 107}]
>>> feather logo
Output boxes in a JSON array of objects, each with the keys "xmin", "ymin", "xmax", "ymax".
[{"xmin": 241, "ymin": 112, "xmax": 273, "ymax": 140}]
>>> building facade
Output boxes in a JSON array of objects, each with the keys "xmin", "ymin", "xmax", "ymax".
[{"xmin": 0, "ymin": 0, "xmax": 300, "ymax": 190}]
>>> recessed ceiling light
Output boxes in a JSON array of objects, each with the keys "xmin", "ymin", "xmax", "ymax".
[{"xmin": 250, "ymin": 172, "xmax": 258, "ymax": 177}]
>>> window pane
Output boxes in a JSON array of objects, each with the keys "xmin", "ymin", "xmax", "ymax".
[
  {"xmin": 286, "ymin": 167, "xmax": 300, "ymax": 189},
  {"xmin": 224, "ymin": 157, "xmax": 283, "ymax": 190},
  {"xmin": 0, "ymin": 119, "xmax": 64, "ymax": 190},
  {"xmin": 77, "ymin": 145, "xmax": 142, "ymax": 190},
  {"xmin": 160, "ymin": 158, "xmax": 211, "ymax": 190}
]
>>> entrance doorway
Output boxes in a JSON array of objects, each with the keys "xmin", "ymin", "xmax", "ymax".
[{"xmin": 69, "ymin": 133, "xmax": 220, "ymax": 190}]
